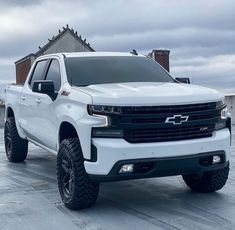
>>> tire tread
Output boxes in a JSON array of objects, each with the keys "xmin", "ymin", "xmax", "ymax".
[
  {"xmin": 4, "ymin": 117, "xmax": 28, "ymax": 162},
  {"xmin": 183, "ymin": 163, "xmax": 229, "ymax": 193},
  {"xmin": 57, "ymin": 138, "xmax": 99, "ymax": 210}
]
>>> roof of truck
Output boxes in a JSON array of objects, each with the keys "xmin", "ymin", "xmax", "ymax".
[
  {"xmin": 35, "ymin": 52, "xmax": 146, "ymax": 62},
  {"xmin": 62, "ymin": 52, "xmax": 145, "ymax": 58}
]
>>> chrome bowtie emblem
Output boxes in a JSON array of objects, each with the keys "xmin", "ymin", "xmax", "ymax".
[{"xmin": 165, "ymin": 115, "xmax": 189, "ymax": 125}]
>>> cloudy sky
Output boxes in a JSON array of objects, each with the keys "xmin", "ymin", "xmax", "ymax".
[{"xmin": 0, "ymin": 0, "xmax": 235, "ymax": 94}]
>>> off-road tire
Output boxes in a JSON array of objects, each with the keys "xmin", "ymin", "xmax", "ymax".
[
  {"xmin": 4, "ymin": 117, "xmax": 28, "ymax": 162},
  {"xmin": 182, "ymin": 163, "xmax": 229, "ymax": 193},
  {"xmin": 57, "ymin": 138, "xmax": 99, "ymax": 210}
]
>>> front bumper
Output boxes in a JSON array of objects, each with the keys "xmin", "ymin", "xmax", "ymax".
[
  {"xmin": 84, "ymin": 128, "xmax": 231, "ymax": 180},
  {"xmin": 89, "ymin": 152, "xmax": 228, "ymax": 182}
]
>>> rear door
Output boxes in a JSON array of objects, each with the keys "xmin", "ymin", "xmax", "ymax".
[{"xmin": 19, "ymin": 59, "xmax": 49, "ymax": 141}]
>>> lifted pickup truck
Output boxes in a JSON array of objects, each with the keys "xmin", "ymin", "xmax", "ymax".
[{"xmin": 4, "ymin": 52, "xmax": 231, "ymax": 210}]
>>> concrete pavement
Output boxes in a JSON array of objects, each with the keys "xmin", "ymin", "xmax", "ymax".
[{"xmin": 1, "ymin": 128, "xmax": 235, "ymax": 230}]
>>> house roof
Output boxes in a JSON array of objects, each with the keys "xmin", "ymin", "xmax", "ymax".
[{"xmin": 15, "ymin": 25, "xmax": 95, "ymax": 65}]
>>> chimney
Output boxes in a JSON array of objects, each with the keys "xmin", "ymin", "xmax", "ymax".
[{"xmin": 151, "ymin": 49, "xmax": 170, "ymax": 72}]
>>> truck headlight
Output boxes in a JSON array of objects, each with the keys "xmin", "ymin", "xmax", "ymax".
[
  {"xmin": 215, "ymin": 106, "xmax": 229, "ymax": 130},
  {"xmin": 216, "ymin": 100, "xmax": 224, "ymax": 108},
  {"xmin": 221, "ymin": 106, "xmax": 229, "ymax": 119},
  {"xmin": 88, "ymin": 105, "xmax": 122, "ymax": 115}
]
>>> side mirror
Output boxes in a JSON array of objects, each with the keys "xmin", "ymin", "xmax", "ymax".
[
  {"xmin": 32, "ymin": 80, "xmax": 57, "ymax": 100},
  {"xmin": 175, "ymin": 77, "xmax": 191, "ymax": 84}
]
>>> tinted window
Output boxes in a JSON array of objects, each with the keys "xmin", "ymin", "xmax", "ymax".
[
  {"xmin": 65, "ymin": 56, "xmax": 174, "ymax": 86},
  {"xmin": 45, "ymin": 60, "xmax": 61, "ymax": 91},
  {"xmin": 29, "ymin": 60, "xmax": 47, "ymax": 88}
]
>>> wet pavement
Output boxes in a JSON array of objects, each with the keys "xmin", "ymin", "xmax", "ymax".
[{"xmin": 1, "ymin": 128, "xmax": 235, "ymax": 230}]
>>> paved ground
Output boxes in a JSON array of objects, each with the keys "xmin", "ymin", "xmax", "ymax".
[{"xmin": 1, "ymin": 128, "xmax": 235, "ymax": 230}]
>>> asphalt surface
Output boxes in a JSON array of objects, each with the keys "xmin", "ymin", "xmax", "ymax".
[{"xmin": 1, "ymin": 128, "xmax": 235, "ymax": 230}]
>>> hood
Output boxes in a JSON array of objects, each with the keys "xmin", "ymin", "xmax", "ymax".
[{"xmin": 74, "ymin": 82, "xmax": 224, "ymax": 106}]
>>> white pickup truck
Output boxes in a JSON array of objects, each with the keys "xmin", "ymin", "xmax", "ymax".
[{"xmin": 4, "ymin": 52, "xmax": 231, "ymax": 210}]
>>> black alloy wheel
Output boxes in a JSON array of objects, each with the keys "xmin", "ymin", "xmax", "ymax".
[{"xmin": 61, "ymin": 154, "xmax": 74, "ymax": 199}]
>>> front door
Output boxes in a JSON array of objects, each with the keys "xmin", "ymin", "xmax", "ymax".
[{"xmin": 32, "ymin": 59, "xmax": 62, "ymax": 151}]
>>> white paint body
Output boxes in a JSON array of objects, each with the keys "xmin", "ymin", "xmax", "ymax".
[{"xmin": 4, "ymin": 52, "xmax": 231, "ymax": 175}]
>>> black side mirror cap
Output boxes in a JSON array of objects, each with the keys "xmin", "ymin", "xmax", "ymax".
[
  {"xmin": 175, "ymin": 77, "xmax": 191, "ymax": 84},
  {"xmin": 32, "ymin": 80, "xmax": 57, "ymax": 100}
]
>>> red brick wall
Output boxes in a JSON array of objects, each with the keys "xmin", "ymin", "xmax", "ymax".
[
  {"xmin": 152, "ymin": 50, "xmax": 170, "ymax": 72},
  {"xmin": 16, "ymin": 58, "xmax": 32, "ymax": 84}
]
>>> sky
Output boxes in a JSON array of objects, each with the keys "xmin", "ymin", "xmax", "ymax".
[{"xmin": 0, "ymin": 0, "xmax": 235, "ymax": 97}]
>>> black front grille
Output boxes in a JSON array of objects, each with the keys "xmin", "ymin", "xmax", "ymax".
[
  {"xmin": 92, "ymin": 102, "xmax": 223, "ymax": 143},
  {"xmin": 117, "ymin": 102, "xmax": 222, "ymax": 143}
]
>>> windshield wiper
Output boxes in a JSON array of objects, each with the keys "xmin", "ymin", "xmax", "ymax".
[{"xmin": 77, "ymin": 84, "xmax": 89, "ymax": 87}]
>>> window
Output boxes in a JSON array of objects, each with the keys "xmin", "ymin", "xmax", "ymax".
[
  {"xmin": 45, "ymin": 59, "xmax": 61, "ymax": 91},
  {"xmin": 65, "ymin": 56, "xmax": 174, "ymax": 86},
  {"xmin": 29, "ymin": 60, "xmax": 48, "ymax": 88}
]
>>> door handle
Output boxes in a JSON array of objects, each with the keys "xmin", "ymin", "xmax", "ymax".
[
  {"xmin": 21, "ymin": 95, "xmax": 26, "ymax": 101},
  {"xmin": 35, "ymin": 98, "xmax": 41, "ymax": 104}
]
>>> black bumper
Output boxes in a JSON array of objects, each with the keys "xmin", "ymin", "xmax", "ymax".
[{"xmin": 89, "ymin": 151, "xmax": 228, "ymax": 182}]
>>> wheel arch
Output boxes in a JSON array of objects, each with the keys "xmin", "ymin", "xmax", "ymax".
[
  {"xmin": 5, "ymin": 106, "xmax": 26, "ymax": 139},
  {"xmin": 4, "ymin": 104, "xmax": 26, "ymax": 139},
  {"xmin": 57, "ymin": 118, "xmax": 92, "ymax": 160},
  {"xmin": 58, "ymin": 121, "xmax": 78, "ymax": 144},
  {"xmin": 6, "ymin": 106, "xmax": 15, "ymax": 119}
]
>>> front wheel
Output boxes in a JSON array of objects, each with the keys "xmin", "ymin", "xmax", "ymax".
[
  {"xmin": 57, "ymin": 138, "xmax": 99, "ymax": 210},
  {"xmin": 182, "ymin": 163, "xmax": 229, "ymax": 193}
]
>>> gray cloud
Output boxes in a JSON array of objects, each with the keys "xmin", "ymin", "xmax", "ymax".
[
  {"xmin": 0, "ymin": 0, "xmax": 42, "ymax": 7},
  {"xmin": 0, "ymin": 0, "xmax": 235, "ymax": 93}
]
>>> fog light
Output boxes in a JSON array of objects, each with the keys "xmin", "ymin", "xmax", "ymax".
[
  {"xmin": 92, "ymin": 129, "xmax": 123, "ymax": 137},
  {"xmin": 119, "ymin": 164, "xmax": 134, "ymax": 173},
  {"xmin": 213, "ymin": 155, "xmax": 222, "ymax": 164}
]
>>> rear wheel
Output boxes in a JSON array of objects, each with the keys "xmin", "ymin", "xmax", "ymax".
[
  {"xmin": 57, "ymin": 138, "xmax": 99, "ymax": 210},
  {"xmin": 182, "ymin": 163, "xmax": 229, "ymax": 193},
  {"xmin": 4, "ymin": 117, "xmax": 28, "ymax": 162}
]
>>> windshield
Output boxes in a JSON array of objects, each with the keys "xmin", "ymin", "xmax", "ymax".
[{"xmin": 65, "ymin": 56, "xmax": 174, "ymax": 86}]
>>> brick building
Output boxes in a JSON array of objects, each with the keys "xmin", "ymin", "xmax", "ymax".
[
  {"xmin": 15, "ymin": 25, "xmax": 94, "ymax": 84},
  {"xmin": 148, "ymin": 49, "xmax": 170, "ymax": 72}
]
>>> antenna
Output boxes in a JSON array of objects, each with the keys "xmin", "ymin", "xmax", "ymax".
[{"xmin": 130, "ymin": 49, "xmax": 138, "ymax": 55}]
